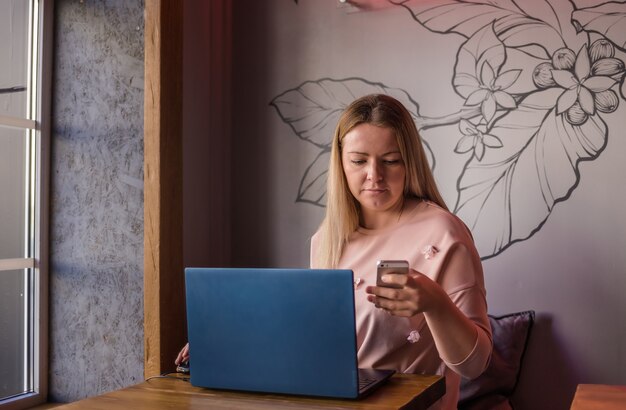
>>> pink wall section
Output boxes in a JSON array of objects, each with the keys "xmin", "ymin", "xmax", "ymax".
[{"xmin": 183, "ymin": 1, "xmax": 626, "ymax": 409}]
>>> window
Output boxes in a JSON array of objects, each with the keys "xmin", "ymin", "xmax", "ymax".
[{"xmin": 0, "ymin": 0, "xmax": 51, "ymax": 408}]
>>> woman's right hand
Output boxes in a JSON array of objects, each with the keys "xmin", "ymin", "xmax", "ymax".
[{"xmin": 175, "ymin": 342, "xmax": 189, "ymax": 365}]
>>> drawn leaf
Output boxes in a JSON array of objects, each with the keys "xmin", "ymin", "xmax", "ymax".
[
  {"xmin": 509, "ymin": 44, "xmax": 550, "ymax": 60},
  {"xmin": 395, "ymin": 0, "xmax": 567, "ymax": 54},
  {"xmin": 454, "ymin": 88, "xmax": 608, "ymax": 258},
  {"xmin": 270, "ymin": 78, "xmax": 421, "ymax": 148},
  {"xmin": 297, "ymin": 149, "xmax": 330, "ymax": 207},
  {"xmin": 572, "ymin": 2, "xmax": 626, "ymax": 49}
]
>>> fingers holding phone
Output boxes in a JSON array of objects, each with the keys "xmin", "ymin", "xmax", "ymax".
[
  {"xmin": 370, "ymin": 260, "xmax": 416, "ymax": 316},
  {"xmin": 369, "ymin": 263, "xmax": 448, "ymax": 317}
]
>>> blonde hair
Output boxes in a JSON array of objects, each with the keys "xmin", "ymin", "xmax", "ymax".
[{"xmin": 313, "ymin": 94, "xmax": 447, "ymax": 269}]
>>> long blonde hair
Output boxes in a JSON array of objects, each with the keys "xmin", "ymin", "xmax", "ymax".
[{"xmin": 313, "ymin": 94, "xmax": 447, "ymax": 269}]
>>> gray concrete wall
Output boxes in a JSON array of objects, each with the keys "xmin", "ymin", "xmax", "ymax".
[{"xmin": 49, "ymin": 0, "xmax": 144, "ymax": 402}]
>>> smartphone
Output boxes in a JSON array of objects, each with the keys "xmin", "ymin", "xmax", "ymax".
[{"xmin": 376, "ymin": 260, "xmax": 409, "ymax": 288}]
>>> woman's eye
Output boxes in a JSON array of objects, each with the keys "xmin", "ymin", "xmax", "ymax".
[
  {"xmin": 383, "ymin": 159, "xmax": 401, "ymax": 165},
  {"xmin": 351, "ymin": 160, "xmax": 366, "ymax": 165}
]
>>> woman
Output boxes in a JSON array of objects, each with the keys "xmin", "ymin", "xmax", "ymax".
[{"xmin": 310, "ymin": 94, "xmax": 492, "ymax": 409}]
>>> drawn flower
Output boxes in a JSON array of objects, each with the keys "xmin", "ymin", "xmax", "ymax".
[
  {"xmin": 553, "ymin": 44, "xmax": 617, "ymax": 124},
  {"xmin": 455, "ymin": 119, "xmax": 503, "ymax": 161},
  {"xmin": 463, "ymin": 61, "xmax": 520, "ymax": 124}
]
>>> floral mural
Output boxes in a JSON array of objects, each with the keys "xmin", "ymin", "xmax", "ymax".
[{"xmin": 270, "ymin": 0, "xmax": 626, "ymax": 259}]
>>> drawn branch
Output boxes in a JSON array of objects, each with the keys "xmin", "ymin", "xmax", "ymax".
[{"xmin": 415, "ymin": 106, "xmax": 481, "ymax": 131}]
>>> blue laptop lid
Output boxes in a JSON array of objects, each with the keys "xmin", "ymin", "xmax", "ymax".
[{"xmin": 185, "ymin": 267, "xmax": 359, "ymax": 398}]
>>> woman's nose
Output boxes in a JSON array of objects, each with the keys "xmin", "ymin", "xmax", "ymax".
[{"xmin": 367, "ymin": 162, "xmax": 383, "ymax": 181}]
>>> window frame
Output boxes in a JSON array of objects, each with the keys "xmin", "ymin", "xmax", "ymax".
[{"xmin": 0, "ymin": 0, "xmax": 52, "ymax": 408}]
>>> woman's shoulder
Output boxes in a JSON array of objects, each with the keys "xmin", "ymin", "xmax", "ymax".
[
  {"xmin": 310, "ymin": 228, "xmax": 322, "ymax": 249},
  {"xmin": 311, "ymin": 228, "xmax": 321, "ymax": 241},
  {"xmin": 411, "ymin": 200, "xmax": 474, "ymax": 241}
]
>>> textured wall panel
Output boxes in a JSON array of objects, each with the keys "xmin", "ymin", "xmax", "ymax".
[{"xmin": 50, "ymin": 0, "xmax": 144, "ymax": 402}]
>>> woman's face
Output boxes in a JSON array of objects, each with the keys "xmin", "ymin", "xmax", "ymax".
[{"xmin": 341, "ymin": 123, "xmax": 406, "ymax": 228}]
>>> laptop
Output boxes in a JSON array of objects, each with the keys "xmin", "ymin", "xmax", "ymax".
[{"xmin": 184, "ymin": 267, "xmax": 395, "ymax": 399}]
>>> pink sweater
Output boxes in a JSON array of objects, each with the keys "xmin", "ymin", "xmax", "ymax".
[{"xmin": 311, "ymin": 201, "xmax": 492, "ymax": 409}]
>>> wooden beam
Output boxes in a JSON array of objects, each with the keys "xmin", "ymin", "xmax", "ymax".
[{"xmin": 143, "ymin": 0, "xmax": 185, "ymax": 378}]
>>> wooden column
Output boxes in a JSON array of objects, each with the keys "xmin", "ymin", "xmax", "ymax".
[{"xmin": 143, "ymin": 0, "xmax": 185, "ymax": 377}]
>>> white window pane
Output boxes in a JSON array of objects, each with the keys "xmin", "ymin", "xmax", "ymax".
[
  {"xmin": 0, "ymin": 0, "xmax": 29, "ymax": 119},
  {"xmin": 0, "ymin": 125, "xmax": 27, "ymax": 259},
  {"xmin": 0, "ymin": 269, "xmax": 27, "ymax": 398}
]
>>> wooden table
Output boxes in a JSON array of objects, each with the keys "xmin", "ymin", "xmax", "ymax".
[
  {"xmin": 51, "ymin": 373, "xmax": 445, "ymax": 409},
  {"xmin": 570, "ymin": 384, "xmax": 626, "ymax": 410}
]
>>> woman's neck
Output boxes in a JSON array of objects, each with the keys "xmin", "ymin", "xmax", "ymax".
[{"xmin": 359, "ymin": 197, "xmax": 419, "ymax": 230}]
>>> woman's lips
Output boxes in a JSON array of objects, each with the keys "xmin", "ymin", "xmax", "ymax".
[{"xmin": 362, "ymin": 188, "xmax": 387, "ymax": 194}]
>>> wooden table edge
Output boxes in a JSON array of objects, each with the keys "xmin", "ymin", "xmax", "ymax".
[{"xmin": 50, "ymin": 372, "xmax": 446, "ymax": 410}]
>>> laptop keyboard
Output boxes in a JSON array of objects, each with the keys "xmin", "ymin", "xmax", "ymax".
[{"xmin": 358, "ymin": 377, "xmax": 378, "ymax": 391}]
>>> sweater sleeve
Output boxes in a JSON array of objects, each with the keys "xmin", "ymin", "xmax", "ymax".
[
  {"xmin": 445, "ymin": 286, "xmax": 492, "ymax": 379},
  {"xmin": 436, "ymin": 240, "xmax": 492, "ymax": 379}
]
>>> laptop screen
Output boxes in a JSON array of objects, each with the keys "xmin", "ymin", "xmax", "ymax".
[{"xmin": 185, "ymin": 267, "xmax": 362, "ymax": 398}]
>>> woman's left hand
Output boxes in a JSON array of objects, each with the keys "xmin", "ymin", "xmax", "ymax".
[{"xmin": 365, "ymin": 268, "xmax": 446, "ymax": 317}]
